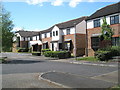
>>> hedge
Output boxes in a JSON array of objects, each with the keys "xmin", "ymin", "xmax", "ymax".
[
  {"xmin": 41, "ymin": 49, "xmax": 51, "ymax": 54},
  {"xmin": 95, "ymin": 46, "xmax": 120, "ymax": 61},
  {"xmin": 43, "ymin": 51, "xmax": 71, "ymax": 59}
]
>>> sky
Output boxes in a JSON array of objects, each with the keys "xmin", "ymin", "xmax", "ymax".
[{"xmin": 2, "ymin": 0, "xmax": 119, "ymax": 31}]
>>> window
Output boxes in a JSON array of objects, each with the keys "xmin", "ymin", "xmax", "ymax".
[
  {"xmin": 94, "ymin": 19, "xmax": 100, "ymax": 28},
  {"xmin": 44, "ymin": 33, "xmax": 47, "ymax": 38},
  {"xmin": 56, "ymin": 31, "xmax": 58, "ymax": 36},
  {"xmin": 43, "ymin": 43, "xmax": 48, "ymax": 49},
  {"xmin": 30, "ymin": 37, "xmax": 32, "ymax": 41},
  {"xmin": 24, "ymin": 37, "xmax": 25, "ymax": 41},
  {"xmin": 39, "ymin": 34, "xmax": 41, "ymax": 40},
  {"xmin": 53, "ymin": 31, "xmax": 55, "ymax": 36},
  {"xmin": 50, "ymin": 32, "xmax": 52, "ymax": 37},
  {"xmin": 91, "ymin": 37, "xmax": 100, "ymax": 50},
  {"xmin": 36, "ymin": 36, "xmax": 37, "ymax": 40},
  {"xmin": 110, "ymin": 15, "xmax": 119, "ymax": 25},
  {"xmin": 66, "ymin": 29, "xmax": 70, "ymax": 35},
  {"xmin": 112, "ymin": 37, "xmax": 120, "ymax": 46},
  {"xmin": 59, "ymin": 43, "xmax": 62, "ymax": 49}
]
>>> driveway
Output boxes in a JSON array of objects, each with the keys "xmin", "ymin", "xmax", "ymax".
[{"xmin": 1, "ymin": 52, "xmax": 118, "ymax": 88}]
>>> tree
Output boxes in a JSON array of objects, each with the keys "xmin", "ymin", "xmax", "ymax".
[
  {"xmin": 0, "ymin": 4, "xmax": 14, "ymax": 52},
  {"xmin": 100, "ymin": 17, "xmax": 114, "ymax": 48},
  {"xmin": 101, "ymin": 17, "xmax": 114, "ymax": 41}
]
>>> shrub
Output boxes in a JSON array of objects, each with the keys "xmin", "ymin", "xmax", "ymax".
[
  {"xmin": 44, "ymin": 51, "xmax": 71, "ymax": 59},
  {"xmin": 41, "ymin": 49, "xmax": 51, "ymax": 54},
  {"xmin": 95, "ymin": 46, "xmax": 120, "ymax": 61},
  {"xmin": 95, "ymin": 51, "xmax": 111, "ymax": 61}
]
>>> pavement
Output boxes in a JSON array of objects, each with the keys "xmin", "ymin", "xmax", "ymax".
[{"xmin": 2, "ymin": 73, "xmax": 63, "ymax": 88}]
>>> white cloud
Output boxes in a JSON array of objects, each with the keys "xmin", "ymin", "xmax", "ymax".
[
  {"xmin": 3, "ymin": 0, "xmax": 119, "ymax": 7},
  {"xmin": 69, "ymin": 0, "xmax": 82, "ymax": 8},
  {"xmin": 89, "ymin": 0, "xmax": 94, "ymax": 2},
  {"xmin": 26, "ymin": 0, "xmax": 48, "ymax": 6},
  {"xmin": 51, "ymin": 0, "xmax": 63, "ymax": 6}
]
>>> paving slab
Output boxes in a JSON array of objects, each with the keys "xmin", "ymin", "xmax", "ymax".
[{"xmin": 2, "ymin": 73, "xmax": 63, "ymax": 88}]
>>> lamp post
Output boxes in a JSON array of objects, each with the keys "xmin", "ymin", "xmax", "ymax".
[{"xmin": 74, "ymin": 23, "xmax": 77, "ymax": 60}]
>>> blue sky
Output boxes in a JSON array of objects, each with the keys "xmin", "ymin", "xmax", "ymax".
[{"xmin": 3, "ymin": 1, "xmax": 118, "ymax": 31}]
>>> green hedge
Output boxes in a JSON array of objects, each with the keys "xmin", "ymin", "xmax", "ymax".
[
  {"xmin": 41, "ymin": 49, "xmax": 51, "ymax": 54},
  {"xmin": 95, "ymin": 46, "xmax": 120, "ymax": 61},
  {"xmin": 43, "ymin": 51, "xmax": 71, "ymax": 59}
]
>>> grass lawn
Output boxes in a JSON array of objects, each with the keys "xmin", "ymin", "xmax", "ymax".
[{"xmin": 77, "ymin": 57, "xmax": 99, "ymax": 62}]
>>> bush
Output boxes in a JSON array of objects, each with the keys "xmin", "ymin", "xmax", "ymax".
[
  {"xmin": 17, "ymin": 48, "xmax": 29, "ymax": 52},
  {"xmin": 95, "ymin": 46, "xmax": 120, "ymax": 61},
  {"xmin": 44, "ymin": 51, "xmax": 71, "ymax": 59},
  {"xmin": 41, "ymin": 49, "xmax": 51, "ymax": 54},
  {"xmin": 95, "ymin": 51, "xmax": 111, "ymax": 61}
]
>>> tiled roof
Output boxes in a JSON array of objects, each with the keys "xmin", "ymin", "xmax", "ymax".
[
  {"xmin": 87, "ymin": 2, "xmax": 120, "ymax": 20},
  {"xmin": 16, "ymin": 30, "xmax": 40, "ymax": 37},
  {"xmin": 40, "ymin": 16, "xmax": 87, "ymax": 33},
  {"xmin": 56, "ymin": 16, "xmax": 87, "ymax": 29},
  {"xmin": 40, "ymin": 26, "xmax": 54, "ymax": 34}
]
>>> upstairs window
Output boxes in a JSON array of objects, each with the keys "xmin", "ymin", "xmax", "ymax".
[
  {"xmin": 36, "ymin": 36, "xmax": 37, "ymax": 40},
  {"xmin": 39, "ymin": 34, "xmax": 41, "ymax": 40},
  {"xmin": 50, "ymin": 32, "xmax": 52, "ymax": 37},
  {"xmin": 53, "ymin": 31, "xmax": 55, "ymax": 36},
  {"xmin": 56, "ymin": 31, "xmax": 58, "ymax": 36},
  {"xmin": 94, "ymin": 19, "xmax": 100, "ymax": 28},
  {"xmin": 44, "ymin": 33, "xmax": 47, "ymax": 38},
  {"xmin": 66, "ymin": 29, "xmax": 70, "ymax": 35},
  {"xmin": 30, "ymin": 37, "xmax": 32, "ymax": 41},
  {"xmin": 110, "ymin": 15, "xmax": 119, "ymax": 25},
  {"xmin": 24, "ymin": 37, "xmax": 25, "ymax": 41}
]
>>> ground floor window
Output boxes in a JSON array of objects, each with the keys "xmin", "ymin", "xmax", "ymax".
[
  {"xmin": 91, "ymin": 37, "xmax": 100, "ymax": 51},
  {"xmin": 112, "ymin": 37, "xmax": 120, "ymax": 46},
  {"xmin": 43, "ymin": 43, "xmax": 48, "ymax": 49},
  {"xmin": 59, "ymin": 43, "xmax": 62, "ymax": 50},
  {"xmin": 64, "ymin": 41, "xmax": 72, "ymax": 51},
  {"xmin": 33, "ymin": 44, "xmax": 38, "ymax": 51}
]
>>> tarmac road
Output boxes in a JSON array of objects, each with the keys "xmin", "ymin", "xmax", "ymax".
[{"xmin": 1, "ymin": 52, "xmax": 119, "ymax": 88}]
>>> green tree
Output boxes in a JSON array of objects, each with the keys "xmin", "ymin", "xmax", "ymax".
[
  {"xmin": 101, "ymin": 17, "xmax": 114, "ymax": 41},
  {"xmin": 0, "ymin": 5, "xmax": 14, "ymax": 52}
]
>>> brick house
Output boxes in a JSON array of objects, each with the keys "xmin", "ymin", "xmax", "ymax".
[
  {"xmin": 86, "ymin": 2, "xmax": 120, "ymax": 56},
  {"xmin": 13, "ymin": 30, "xmax": 42, "ymax": 52},
  {"xmin": 41, "ymin": 16, "xmax": 87, "ymax": 56}
]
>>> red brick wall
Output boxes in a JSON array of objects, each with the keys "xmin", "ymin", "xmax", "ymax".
[
  {"xmin": 62, "ymin": 34, "xmax": 74, "ymax": 53},
  {"xmin": 87, "ymin": 24, "xmax": 120, "ymax": 56},
  {"xmin": 76, "ymin": 34, "xmax": 86, "ymax": 56},
  {"xmin": 63, "ymin": 33, "xmax": 86, "ymax": 56},
  {"xmin": 42, "ymin": 37, "xmax": 52, "ymax": 49}
]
